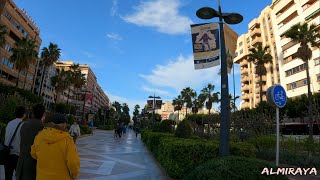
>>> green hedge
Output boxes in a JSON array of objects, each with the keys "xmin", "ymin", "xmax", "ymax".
[
  {"xmin": 79, "ymin": 125, "xmax": 92, "ymax": 134},
  {"xmin": 185, "ymin": 156, "xmax": 288, "ymax": 180},
  {"xmin": 142, "ymin": 131, "xmax": 257, "ymax": 179},
  {"xmin": 175, "ymin": 120, "xmax": 192, "ymax": 138}
]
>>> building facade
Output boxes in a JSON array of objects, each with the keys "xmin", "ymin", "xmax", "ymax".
[
  {"xmin": 0, "ymin": 0, "xmax": 41, "ymax": 90},
  {"xmin": 271, "ymin": 0, "xmax": 320, "ymax": 98},
  {"xmin": 234, "ymin": 6, "xmax": 279, "ymax": 109},
  {"xmin": 55, "ymin": 61, "xmax": 110, "ymax": 120},
  {"xmin": 235, "ymin": 0, "xmax": 319, "ymax": 109}
]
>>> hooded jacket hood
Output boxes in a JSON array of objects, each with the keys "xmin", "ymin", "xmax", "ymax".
[{"xmin": 40, "ymin": 123, "xmax": 69, "ymax": 144}]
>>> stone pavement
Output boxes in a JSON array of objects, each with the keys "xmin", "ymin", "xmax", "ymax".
[
  {"xmin": 0, "ymin": 129, "xmax": 169, "ymax": 180},
  {"xmin": 77, "ymin": 129, "xmax": 169, "ymax": 180}
]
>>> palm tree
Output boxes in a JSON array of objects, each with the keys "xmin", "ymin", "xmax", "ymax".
[
  {"xmin": 200, "ymin": 83, "xmax": 219, "ymax": 114},
  {"xmin": 181, "ymin": 87, "xmax": 194, "ymax": 115},
  {"xmin": 51, "ymin": 69, "xmax": 70, "ymax": 103},
  {"xmin": 10, "ymin": 38, "xmax": 38, "ymax": 89},
  {"xmin": 66, "ymin": 64, "xmax": 86, "ymax": 104},
  {"xmin": 39, "ymin": 43, "xmax": 61, "ymax": 95},
  {"xmin": 172, "ymin": 95, "xmax": 183, "ymax": 120},
  {"xmin": 284, "ymin": 22, "xmax": 320, "ymax": 139},
  {"xmin": 248, "ymin": 44, "xmax": 272, "ymax": 111},
  {"xmin": 229, "ymin": 94, "xmax": 240, "ymax": 112}
]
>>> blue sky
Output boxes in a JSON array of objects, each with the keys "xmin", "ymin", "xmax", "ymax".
[{"xmin": 15, "ymin": 0, "xmax": 272, "ymax": 112}]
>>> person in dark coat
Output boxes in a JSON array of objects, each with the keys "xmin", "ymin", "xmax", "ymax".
[{"xmin": 16, "ymin": 104, "xmax": 46, "ymax": 180}]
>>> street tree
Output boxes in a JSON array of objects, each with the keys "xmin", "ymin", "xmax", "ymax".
[{"xmin": 284, "ymin": 22, "xmax": 320, "ymax": 139}]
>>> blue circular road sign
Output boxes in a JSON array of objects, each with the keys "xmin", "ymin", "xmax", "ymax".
[{"xmin": 266, "ymin": 85, "xmax": 287, "ymax": 108}]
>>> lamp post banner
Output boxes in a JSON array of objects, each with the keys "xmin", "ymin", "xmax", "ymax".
[{"xmin": 191, "ymin": 23, "xmax": 220, "ymax": 70}]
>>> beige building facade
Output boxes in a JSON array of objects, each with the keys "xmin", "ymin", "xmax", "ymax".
[
  {"xmin": 0, "ymin": 0, "xmax": 41, "ymax": 90},
  {"xmin": 271, "ymin": 0, "xmax": 320, "ymax": 98},
  {"xmin": 55, "ymin": 61, "xmax": 110, "ymax": 120},
  {"xmin": 235, "ymin": 0, "xmax": 319, "ymax": 109}
]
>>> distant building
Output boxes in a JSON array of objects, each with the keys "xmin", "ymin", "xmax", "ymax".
[{"xmin": 55, "ymin": 61, "xmax": 110, "ymax": 120}]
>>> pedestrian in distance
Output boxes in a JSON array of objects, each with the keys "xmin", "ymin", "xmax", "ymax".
[
  {"xmin": 4, "ymin": 106, "xmax": 26, "ymax": 180},
  {"xmin": 16, "ymin": 104, "xmax": 46, "ymax": 180},
  {"xmin": 69, "ymin": 121, "xmax": 81, "ymax": 144},
  {"xmin": 30, "ymin": 113, "xmax": 80, "ymax": 180},
  {"xmin": 135, "ymin": 127, "xmax": 140, "ymax": 138}
]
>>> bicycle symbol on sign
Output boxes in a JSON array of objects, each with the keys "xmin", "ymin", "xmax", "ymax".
[{"xmin": 274, "ymin": 90, "xmax": 285, "ymax": 106}]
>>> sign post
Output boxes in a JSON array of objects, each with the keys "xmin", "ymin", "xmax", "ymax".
[{"xmin": 266, "ymin": 84, "xmax": 287, "ymax": 166}]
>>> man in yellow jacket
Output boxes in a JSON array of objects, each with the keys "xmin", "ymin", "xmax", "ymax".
[{"xmin": 31, "ymin": 113, "xmax": 80, "ymax": 180}]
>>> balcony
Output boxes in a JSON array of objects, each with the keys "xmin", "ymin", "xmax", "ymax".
[
  {"xmin": 250, "ymin": 28, "xmax": 261, "ymax": 37},
  {"xmin": 255, "ymin": 86, "xmax": 268, "ymax": 92},
  {"xmin": 273, "ymin": 0, "xmax": 294, "ymax": 16},
  {"xmin": 241, "ymin": 76, "xmax": 249, "ymax": 83},
  {"xmin": 241, "ymin": 68, "xmax": 248, "ymax": 74},
  {"xmin": 240, "ymin": 60, "xmax": 248, "ymax": 67},
  {"xmin": 251, "ymin": 36, "xmax": 262, "ymax": 46},
  {"xmin": 276, "ymin": 3, "xmax": 296, "ymax": 24},
  {"xmin": 255, "ymin": 75, "xmax": 267, "ymax": 82},
  {"xmin": 241, "ymin": 85, "xmax": 250, "ymax": 91},
  {"xmin": 241, "ymin": 102, "xmax": 250, "ymax": 109},
  {"xmin": 303, "ymin": 0, "xmax": 320, "ymax": 20},
  {"xmin": 278, "ymin": 14, "xmax": 299, "ymax": 35}
]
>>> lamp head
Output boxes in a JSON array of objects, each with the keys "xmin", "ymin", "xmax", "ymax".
[
  {"xmin": 222, "ymin": 13, "xmax": 243, "ymax": 24},
  {"xmin": 196, "ymin": 7, "xmax": 219, "ymax": 19}
]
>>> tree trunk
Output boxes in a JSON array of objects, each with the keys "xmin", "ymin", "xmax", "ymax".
[
  {"xmin": 23, "ymin": 70, "xmax": 28, "ymax": 90},
  {"xmin": 15, "ymin": 70, "xmax": 21, "ymax": 89},
  {"xmin": 259, "ymin": 69, "xmax": 263, "ymax": 113},
  {"xmin": 178, "ymin": 110, "xmax": 180, "ymax": 121},
  {"xmin": 305, "ymin": 61, "xmax": 313, "ymax": 139},
  {"xmin": 39, "ymin": 65, "xmax": 47, "ymax": 96}
]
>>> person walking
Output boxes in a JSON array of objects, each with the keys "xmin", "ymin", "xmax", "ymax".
[
  {"xmin": 31, "ymin": 113, "xmax": 80, "ymax": 180},
  {"xmin": 16, "ymin": 104, "xmax": 45, "ymax": 180},
  {"xmin": 4, "ymin": 106, "xmax": 26, "ymax": 180},
  {"xmin": 69, "ymin": 121, "xmax": 81, "ymax": 144}
]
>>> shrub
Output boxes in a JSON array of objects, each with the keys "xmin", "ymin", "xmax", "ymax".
[
  {"xmin": 175, "ymin": 120, "xmax": 192, "ymax": 138},
  {"xmin": 249, "ymin": 135, "xmax": 276, "ymax": 151},
  {"xmin": 67, "ymin": 115, "xmax": 76, "ymax": 125},
  {"xmin": 230, "ymin": 142, "xmax": 257, "ymax": 158},
  {"xmin": 79, "ymin": 125, "xmax": 92, "ymax": 134},
  {"xmin": 145, "ymin": 132, "xmax": 174, "ymax": 155},
  {"xmin": 157, "ymin": 137, "xmax": 219, "ymax": 179},
  {"xmin": 159, "ymin": 120, "xmax": 175, "ymax": 133},
  {"xmin": 184, "ymin": 156, "xmax": 288, "ymax": 180}
]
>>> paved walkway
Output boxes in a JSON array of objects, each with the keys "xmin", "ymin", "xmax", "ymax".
[
  {"xmin": 0, "ymin": 129, "xmax": 169, "ymax": 180},
  {"xmin": 77, "ymin": 130, "xmax": 169, "ymax": 180}
]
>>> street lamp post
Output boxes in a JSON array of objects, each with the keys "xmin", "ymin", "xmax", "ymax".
[
  {"xmin": 196, "ymin": 0, "xmax": 243, "ymax": 156},
  {"xmin": 148, "ymin": 94, "xmax": 161, "ymax": 126}
]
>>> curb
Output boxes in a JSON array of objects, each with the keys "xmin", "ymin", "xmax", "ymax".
[{"xmin": 141, "ymin": 139, "xmax": 173, "ymax": 180}]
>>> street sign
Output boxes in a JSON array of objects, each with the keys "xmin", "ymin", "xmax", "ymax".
[
  {"xmin": 266, "ymin": 84, "xmax": 287, "ymax": 167},
  {"xmin": 266, "ymin": 84, "xmax": 287, "ymax": 108}
]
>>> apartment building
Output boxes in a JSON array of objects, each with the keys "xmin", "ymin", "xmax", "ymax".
[
  {"xmin": 0, "ymin": 0, "xmax": 41, "ymax": 90},
  {"xmin": 34, "ymin": 63, "xmax": 56, "ymax": 109},
  {"xmin": 271, "ymin": 0, "xmax": 320, "ymax": 98},
  {"xmin": 155, "ymin": 101, "xmax": 175, "ymax": 120},
  {"xmin": 234, "ymin": 6, "xmax": 279, "ymax": 109},
  {"xmin": 55, "ymin": 61, "xmax": 110, "ymax": 120},
  {"xmin": 235, "ymin": 0, "xmax": 319, "ymax": 109}
]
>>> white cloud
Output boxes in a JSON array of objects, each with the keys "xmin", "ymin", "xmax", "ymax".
[
  {"xmin": 106, "ymin": 33, "xmax": 123, "ymax": 41},
  {"xmin": 140, "ymin": 55, "xmax": 221, "ymax": 91},
  {"xmin": 142, "ymin": 86, "xmax": 171, "ymax": 96},
  {"xmin": 110, "ymin": 0, "xmax": 118, "ymax": 16},
  {"xmin": 122, "ymin": 0, "xmax": 193, "ymax": 35}
]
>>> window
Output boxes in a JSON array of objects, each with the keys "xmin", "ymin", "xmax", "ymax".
[
  {"xmin": 239, "ymin": 42, "xmax": 243, "ymax": 46},
  {"xmin": 246, "ymin": 37, "xmax": 250, "ymax": 42},
  {"xmin": 291, "ymin": 82, "xmax": 297, "ymax": 89},
  {"xmin": 4, "ymin": 43, "xmax": 12, "ymax": 53},
  {"xmin": 240, "ymin": 49, "xmax": 243, "ymax": 54},
  {"xmin": 4, "ymin": 12, "xmax": 11, "ymax": 20},
  {"xmin": 2, "ymin": 58, "xmax": 14, "ymax": 68},
  {"xmin": 303, "ymin": 79, "xmax": 307, "ymax": 85}
]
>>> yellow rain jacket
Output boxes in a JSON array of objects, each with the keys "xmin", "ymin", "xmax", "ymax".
[{"xmin": 31, "ymin": 125, "xmax": 80, "ymax": 180}]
